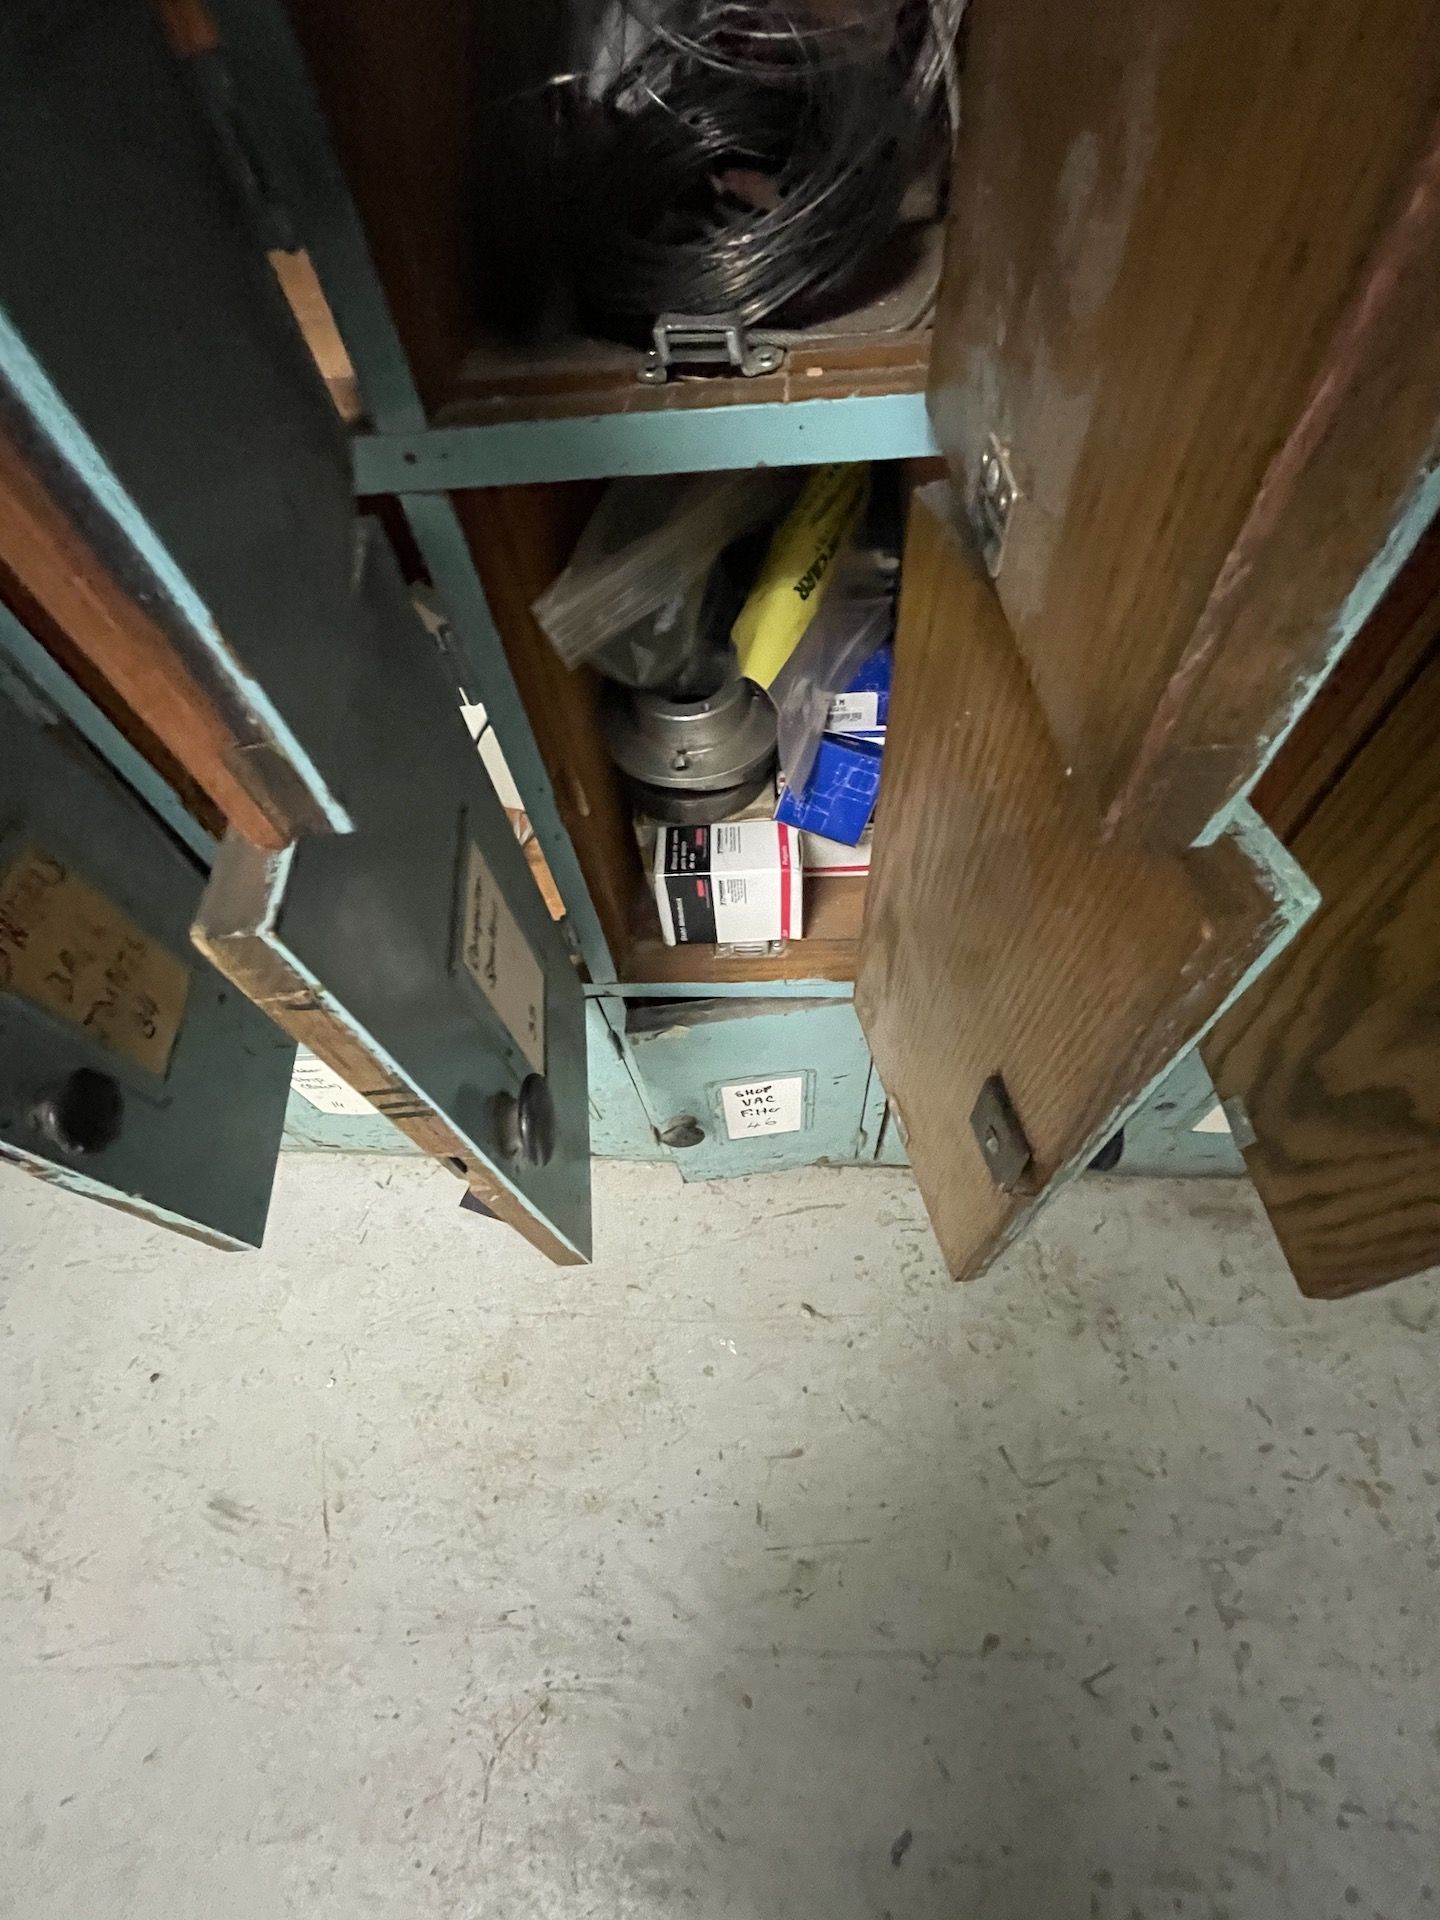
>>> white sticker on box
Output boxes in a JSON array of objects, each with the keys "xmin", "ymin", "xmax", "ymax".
[
  {"xmin": 458, "ymin": 841, "xmax": 547, "ymax": 1073},
  {"xmin": 721, "ymin": 1076, "xmax": 805, "ymax": 1139},
  {"xmin": 292, "ymin": 1049, "xmax": 376, "ymax": 1116},
  {"xmin": 1192, "ymin": 1104, "xmax": 1233, "ymax": 1135},
  {"xmin": 827, "ymin": 691, "xmax": 880, "ymax": 731}
]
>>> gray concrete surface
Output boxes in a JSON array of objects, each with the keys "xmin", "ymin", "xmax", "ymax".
[{"xmin": 1, "ymin": 1157, "xmax": 1437, "ymax": 1920}]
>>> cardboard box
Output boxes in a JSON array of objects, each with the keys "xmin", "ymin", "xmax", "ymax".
[
  {"xmin": 801, "ymin": 826, "xmax": 873, "ymax": 875},
  {"xmin": 654, "ymin": 821, "xmax": 803, "ymax": 946},
  {"xmin": 774, "ymin": 733, "xmax": 884, "ymax": 847}
]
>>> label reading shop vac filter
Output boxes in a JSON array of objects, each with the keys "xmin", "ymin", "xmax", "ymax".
[{"xmin": 721, "ymin": 1076, "xmax": 805, "ymax": 1139}]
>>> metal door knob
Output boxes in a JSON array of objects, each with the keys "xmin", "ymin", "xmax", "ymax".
[
  {"xmin": 31, "ymin": 1068, "xmax": 124, "ymax": 1157},
  {"xmin": 495, "ymin": 1073, "xmax": 557, "ymax": 1167}
]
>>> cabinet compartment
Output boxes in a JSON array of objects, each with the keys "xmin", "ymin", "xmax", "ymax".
[
  {"xmin": 453, "ymin": 473, "xmax": 882, "ymax": 988},
  {"xmin": 620, "ymin": 997, "xmax": 873, "ymax": 1179},
  {"xmin": 273, "ymin": 0, "xmax": 943, "ymax": 428}
]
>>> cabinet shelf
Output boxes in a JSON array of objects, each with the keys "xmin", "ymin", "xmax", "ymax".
[{"xmin": 352, "ymin": 390, "xmax": 939, "ymax": 493}]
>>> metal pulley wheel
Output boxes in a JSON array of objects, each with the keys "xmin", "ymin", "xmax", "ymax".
[{"xmin": 601, "ymin": 670, "xmax": 777, "ymax": 825}]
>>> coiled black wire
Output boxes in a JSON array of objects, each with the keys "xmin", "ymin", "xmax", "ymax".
[{"xmin": 555, "ymin": 0, "xmax": 962, "ymax": 339}]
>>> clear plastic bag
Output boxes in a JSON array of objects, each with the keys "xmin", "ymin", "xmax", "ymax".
[
  {"xmin": 770, "ymin": 553, "xmax": 894, "ymax": 797},
  {"xmin": 531, "ymin": 469, "xmax": 797, "ymax": 675}
]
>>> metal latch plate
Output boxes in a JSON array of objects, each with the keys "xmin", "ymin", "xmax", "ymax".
[
  {"xmin": 641, "ymin": 312, "xmax": 786, "ymax": 385},
  {"xmin": 973, "ymin": 433, "xmax": 1018, "ymax": 578},
  {"xmin": 969, "ymin": 1072, "xmax": 1035, "ymax": 1191}
]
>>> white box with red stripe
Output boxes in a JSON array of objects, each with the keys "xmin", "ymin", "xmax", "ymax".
[{"xmin": 653, "ymin": 822, "xmax": 803, "ymax": 946}]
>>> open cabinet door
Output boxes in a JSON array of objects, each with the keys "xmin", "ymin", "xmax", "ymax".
[
  {"xmin": 0, "ymin": 679, "xmax": 293, "ymax": 1249},
  {"xmin": 1202, "ymin": 631, "xmax": 1440, "ymax": 1300},
  {"xmin": 855, "ymin": 489, "xmax": 1313, "ymax": 1281},
  {"xmin": 929, "ymin": 0, "xmax": 1440, "ymax": 846},
  {"xmin": 866, "ymin": 0, "xmax": 1440, "ymax": 1284},
  {"xmin": 192, "ymin": 531, "xmax": 592, "ymax": 1264},
  {"xmin": 0, "ymin": 2, "xmax": 592, "ymax": 1261},
  {"xmin": 0, "ymin": 0, "xmax": 366, "ymax": 846}
]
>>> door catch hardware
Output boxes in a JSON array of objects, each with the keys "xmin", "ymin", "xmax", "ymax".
[
  {"xmin": 973, "ymin": 433, "xmax": 1018, "ymax": 578},
  {"xmin": 969, "ymin": 1072, "xmax": 1035, "ymax": 1192},
  {"xmin": 640, "ymin": 312, "xmax": 786, "ymax": 385}
]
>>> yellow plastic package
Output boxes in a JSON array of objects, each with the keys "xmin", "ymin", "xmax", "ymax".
[{"xmin": 731, "ymin": 463, "xmax": 870, "ymax": 689}]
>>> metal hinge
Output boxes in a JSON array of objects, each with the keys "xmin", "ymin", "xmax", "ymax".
[
  {"xmin": 972, "ymin": 433, "xmax": 1018, "ymax": 578},
  {"xmin": 969, "ymin": 1072, "xmax": 1035, "ymax": 1192},
  {"xmin": 640, "ymin": 312, "xmax": 786, "ymax": 385}
]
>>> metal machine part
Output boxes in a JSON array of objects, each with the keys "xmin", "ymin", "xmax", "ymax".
[{"xmin": 601, "ymin": 670, "xmax": 778, "ymax": 825}]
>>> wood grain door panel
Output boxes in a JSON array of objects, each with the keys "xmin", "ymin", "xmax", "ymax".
[
  {"xmin": 928, "ymin": 0, "xmax": 1440, "ymax": 842},
  {"xmin": 1204, "ymin": 636, "xmax": 1440, "ymax": 1299},
  {"xmin": 856, "ymin": 487, "xmax": 1313, "ymax": 1281}
]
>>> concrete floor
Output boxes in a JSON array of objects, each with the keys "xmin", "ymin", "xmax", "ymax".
[{"xmin": 2, "ymin": 1158, "xmax": 1437, "ymax": 1920}]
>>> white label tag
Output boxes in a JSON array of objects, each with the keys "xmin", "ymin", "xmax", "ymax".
[
  {"xmin": 292, "ymin": 1049, "xmax": 375, "ymax": 1116},
  {"xmin": 721, "ymin": 1075, "xmax": 805, "ymax": 1139},
  {"xmin": 458, "ymin": 841, "xmax": 546, "ymax": 1073},
  {"xmin": 827, "ymin": 690, "xmax": 880, "ymax": 731},
  {"xmin": 1192, "ymin": 1104, "xmax": 1233, "ymax": 1134}
]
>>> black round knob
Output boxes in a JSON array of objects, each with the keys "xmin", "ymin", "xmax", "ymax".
[
  {"xmin": 658, "ymin": 1114, "xmax": 705, "ymax": 1150},
  {"xmin": 495, "ymin": 1073, "xmax": 557, "ymax": 1167},
  {"xmin": 1087, "ymin": 1127, "xmax": 1125, "ymax": 1173},
  {"xmin": 31, "ymin": 1068, "xmax": 124, "ymax": 1157}
]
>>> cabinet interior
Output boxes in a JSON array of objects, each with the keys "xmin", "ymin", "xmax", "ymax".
[
  {"xmin": 454, "ymin": 473, "xmax": 875, "ymax": 986},
  {"xmin": 282, "ymin": 0, "xmax": 938, "ymax": 424},
  {"xmin": 272, "ymin": 2, "xmax": 952, "ymax": 985}
]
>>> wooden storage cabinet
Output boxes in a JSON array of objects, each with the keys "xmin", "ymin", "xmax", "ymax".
[{"xmin": 2, "ymin": 0, "xmax": 1438, "ymax": 1299}]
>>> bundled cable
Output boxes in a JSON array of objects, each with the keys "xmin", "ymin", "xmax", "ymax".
[{"xmin": 552, "ymin": 0, "xmax": 964, "ymax": 339}]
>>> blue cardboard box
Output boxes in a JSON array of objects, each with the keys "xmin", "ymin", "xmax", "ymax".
[{"xmin": 775, "ymin": 733, "xmax": 884, "ymax": 847}]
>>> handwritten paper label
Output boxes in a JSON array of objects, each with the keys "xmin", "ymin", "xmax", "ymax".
[
  {"xmin": 291, "ymin": 1049, "xmax": 375, "ymax": 1116},
  {"xmin": 458, "ymin": 841, "xmax": 546, "ymax": 1073},
  {"xmin": 0, "ymin": 847, "xmax": 189, "ymax": 1076},
  {"xmin": 721, "ymin": 1075, "xmax": 805, "ymax": 1139}
]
